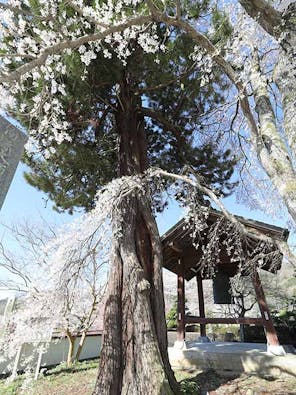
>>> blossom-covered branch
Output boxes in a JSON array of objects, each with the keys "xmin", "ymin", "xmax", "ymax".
[
  {"xmin": 148, "ymin": 167, "xmax": 295, "ymax": 268},
  {"xmin": 0, "ymin": 15, "xmax": 151, "ymax": 85}
]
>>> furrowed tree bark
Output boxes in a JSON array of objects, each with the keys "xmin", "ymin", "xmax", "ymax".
[
  {"xmin": 148, "ymin": 6, "xmax": 296, "ymax": 224},
  {"xmin": 250, "ymin": 52, "xmax": 296, "ymax": 221},
  {"xmin": 94, "ymin": 242, "xmax": 123, "ymax": 393},
  {"xmin": 240, "ymin": 1, "xmax": 296, "ymax": 160},
  {"xmin": 273, "ymin": 4, "xmax": 296, "ymax": 161},
  {"xmin": 239, "ymin": 0, "xmax": 282, "ymax": 37},
  {"xmin": 94, "ymin": 74, "xmax": 179, "ymax": 394},
  {"xmin": 274, "ymin": 52, "xmax": 296, "ymax": 161}
]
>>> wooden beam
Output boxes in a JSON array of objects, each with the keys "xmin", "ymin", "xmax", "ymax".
[
  {"xmin": 185, "ymin": 316, "xmax": 264, "ymax": 325},
  {"xmin": 252, "ymin": 268, "xmax": 280, "ymax": 346},
  {"xmin": 196, "ymin": 275, "xmax": 206, "ymax": 336},
  {"xmin": 169, "ymin": 241, "xmax": 183, "ymax": 254},
  {"xmin": 177, "ymin": 261, "xmax": 185, "ymax": 342}
]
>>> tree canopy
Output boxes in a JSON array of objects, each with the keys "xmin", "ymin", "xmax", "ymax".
[{"xmin": 21, "ymin": 29, "xmax": 237, "ymax": 212}]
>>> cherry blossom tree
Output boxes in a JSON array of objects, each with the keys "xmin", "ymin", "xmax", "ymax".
[
  {"xmin": 143, "ymin": 0, "xmax": 296, "ymax": 223},
  {"xmin": 0, "ymin": 219, "xmax": 107, "ymax": 370},
  {"xmin": 0, "ymin": 1, "xmax": 295, "ymax": 394},
  {"xmin": 1, "ymin": 1, "xmax": 294, "ymax": 222}
]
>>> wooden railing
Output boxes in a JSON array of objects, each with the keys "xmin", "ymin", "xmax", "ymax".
[{"xmin": 185, "ymin": 316, "xmax": 264, "ymax": 325}]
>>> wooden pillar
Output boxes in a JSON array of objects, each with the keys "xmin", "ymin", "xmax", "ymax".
[
  {"xmin": 196, "ymin": 275, "xmax": 206, "ymax": 337},
  {"xmin": 177, "ymin": 261, "xmax": 185, "ymax": 342},
  {"xmin": 252, "ymin": 268, "xmax": 280, "ymax": 346}
]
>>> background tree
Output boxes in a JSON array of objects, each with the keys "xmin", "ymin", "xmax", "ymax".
[
  {"xmin": 144, "ymin": 0, "xmax": 296, "ymax": 223},
  {"xmin": 166, "ymin": 298, "xmax": 190, "ymax": 330},
  {"xmin": 0, "ymin": 219, "xmax": 107, "ymax": 369},
  {"xmin": 229, "ymin": 274, "xmax": 258, "ymax": 341}
]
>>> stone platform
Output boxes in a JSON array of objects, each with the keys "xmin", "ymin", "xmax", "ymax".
[{"xmin": 168, "ymin": 342, "xmax": 296, "ymax": 378}]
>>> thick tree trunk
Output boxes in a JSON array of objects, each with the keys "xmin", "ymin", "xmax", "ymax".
[
  {"xmin": 94, "ymin": 75, "xmax": 179, "ymax": 394},
  {"xmin": 250, "ymin": 55, "xmax": 296, "ymax": 222},
  {"xmin": 240, "ymin": 1, "xmax": 296, "ymax": 162},
  {"xmin": 239, "ymin": 0, "xmax": 282, "ymax": 38},
  {"xmin": 274, "ymin": 51, "xmax": 296, "ymax": 160},
  {"xmin": 273, "ymin": 4, "xmax": 296, "ymax": 162}
]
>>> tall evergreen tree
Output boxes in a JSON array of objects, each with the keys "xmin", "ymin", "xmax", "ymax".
[
  {"xmin": 21, "ymin": 35, "xmax": 236, "ymax": 393},
  {"xmin": 23, "ymin": 33, "xmax": 236, "ymax": 213},
  {"xmin": 1, "ymin": 2, "xmax": 237, "ymax": 393}
]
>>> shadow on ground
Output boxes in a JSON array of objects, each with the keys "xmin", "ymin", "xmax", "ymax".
[
  {"xmin": 179, "ymin": 369, "xmax": 296, "ymax": 395},
  {"xmin": 180, "ymin": 369, "xmax": 237, "ymax": 394}
]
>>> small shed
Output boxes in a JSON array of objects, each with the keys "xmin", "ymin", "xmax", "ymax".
[{"xmin": 161, "ymin": 210, "xmax": 289, "ymax": 349}]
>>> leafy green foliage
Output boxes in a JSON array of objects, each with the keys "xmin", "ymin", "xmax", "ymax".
[
  {"xmin": 271, "ymin": 296, "xmax": 296, "ymax": 329},
  {"xmin": 166, "ymin": 300, "xmax": 178, "ymax": 329},
  {"xmin": 180, "ymin": 379, "xmax": 200, "ymax": 394},
  {"xmin": 166, "ymin": 298, "xmax": 191, "ymax": 329},
  {"xmin": 211, "ymin": 8, "xmax": 233, "ymax": 45},
  {"xmin": 21, "ymin": 22, "xmax": 237, "ymax": 213}
]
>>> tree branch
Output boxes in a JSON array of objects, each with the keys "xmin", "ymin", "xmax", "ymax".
[
  {"xmin": 0, "ymin": 1, "xmax": 54, "ymax": 22},
  {"xmin": 149, "ymin": 12, "xmax": 259, "ymax": 142},
  {"xmin": 0, "ymin": 15, "xmax": 151, "ymax": 85},
  {"xmin": 140, "ymin": 107, "xmax": 183, "ymax": 134},
  {"xmin": 0, "ymin": 2, "xmax": 41, "ymax": 19},
  {"xmin": 149, "ymin": 167, "xmax": 295, "ymax": 268},
  {"xmin": 175, "ymin": 0, "xmax": 181, "ymax": 19},
  {"xmin": 135, "ymin": 61, "xmax": 197, "ymax": 94},
  {"xmin": 239, "ymin": 0, "xmax": 282, "ymax": 38},
  {"xmin": 145, "ymin": 0, "xmax": 159, "ymax": 18},
  {"xmin": 66, "ymin": 0, "xmax": 109, "ymax": 29}
]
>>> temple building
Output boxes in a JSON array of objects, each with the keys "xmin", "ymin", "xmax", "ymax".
[{"xmin": 161, "ymin": 210, "xmax": 289, "ymax": 355}]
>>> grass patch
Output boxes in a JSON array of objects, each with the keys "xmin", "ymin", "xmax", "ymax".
[
  {"xmin": 0, "ymin": 378, "xmax": 23, "ymax": 395},
  {"xmin": 0, "ymin": 360, "xmax": 295, "ymax": 394},
  {"xmin": 45, "ymin": 359, "xmax": 99, "ymax": 376},
  {"xmin": 0, "ymin": 359, "xmax": 98, "ymax": 395},
  {"xmin": 176, "ymin": 369, "xmax": 296, "ymax": 394}
]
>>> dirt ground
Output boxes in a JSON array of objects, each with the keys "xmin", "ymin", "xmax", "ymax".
[
  {"xmin": 0, "ymin": 360, "xmax": 295, "ymax": 394},
  {"xmin": 176, "ymin": 369, "xmax": 296, "ymax": 394}
]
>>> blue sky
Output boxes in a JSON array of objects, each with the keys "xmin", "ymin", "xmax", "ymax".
[
  {"xmin": 0, "ymin": 158, "xmax": 292, "ymax": 299},
  {"xmin": 0, "ymin": 162, "xmax": 80, "ymax": 229},
  {"xmin": 1, "ymin": 160, "xmax": 289, "ymax": 237}
]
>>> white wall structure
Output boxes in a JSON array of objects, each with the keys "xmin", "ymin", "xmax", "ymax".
[{"xmin": 0, "ymin": 334, "xmax": 102, "ymax": 375}]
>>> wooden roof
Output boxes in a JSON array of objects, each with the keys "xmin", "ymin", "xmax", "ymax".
[{"xmin": 161, "ymin": 210, "xmax": 289, "ymax": 281}]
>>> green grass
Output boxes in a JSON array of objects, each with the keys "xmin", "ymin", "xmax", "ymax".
[
  {"xmin": 176, "ymin": 369, "xmax": 296, "ymax": 395},
  {"xmin": 0, "ymin": 359, "xmax": 98, "ymax": 395},
  {"xmin": 0, "ymin": 360, "xmax": 295, "ymax": 394}
]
